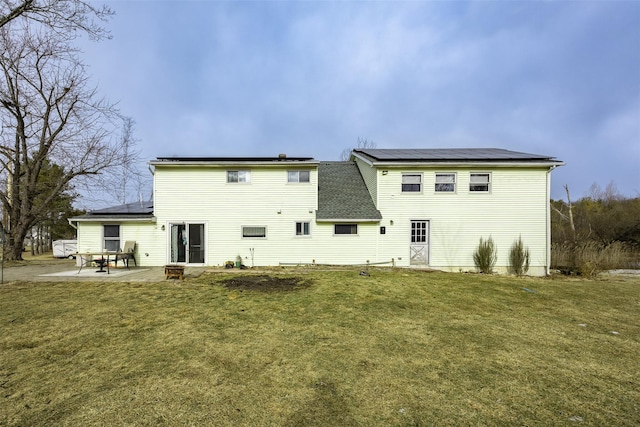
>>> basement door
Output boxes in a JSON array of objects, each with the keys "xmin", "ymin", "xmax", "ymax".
[
  {"xmin": 170, "ymin": 223, "xmax": 205, "ymax": 264},
  {"xmin": 410, "ymin": 220, "xmax": 429, "ymax": 265}
]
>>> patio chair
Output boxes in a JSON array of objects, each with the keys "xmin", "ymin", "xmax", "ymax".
[{"xmin": 115, "ymin": 241, "xmax": 137, "ymax": 268}]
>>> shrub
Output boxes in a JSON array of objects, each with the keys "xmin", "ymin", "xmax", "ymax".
[
  {"xmin": 508, "ymin": 236, "xmax": 530, "ymax": 276},
  {"xmin": 473, "ymin": 236, "xmax": 497, "ymax": 274}
]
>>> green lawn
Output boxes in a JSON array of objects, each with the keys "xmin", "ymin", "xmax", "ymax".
[{"xmin": 1, "ymin": 269, "xmax": 638, "ymax": 426}]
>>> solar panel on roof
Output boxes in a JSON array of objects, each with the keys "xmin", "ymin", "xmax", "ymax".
[{"xmin": 356, "ymin": 148, "xmax": 555, "ymax": 161}]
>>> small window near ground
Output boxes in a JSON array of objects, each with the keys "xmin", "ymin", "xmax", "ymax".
[
  {"xmin": 435, "ymin": 173, "xmax": 456, "ymax": 193},
  {"xmin": 402, "ymin": 173, "xmax": 422, "ymax": 192},
  {"xmin": 227, "ymin": 170, "xmax": 251, "ymax": 183},
  {"xmin": 287, "ymin": 170, "xmax": 310, "ymax": 183},
  {"xmin": 470, "ymin": 173, "xmax": 491, "ymax": 192},
  {"xmin": 334, "ymin": 224, "xmax": 358, "ymax": 235},
  {"xmin": 295, "ymin": 221, "xmax": 310, "ymax": 236},
  {"xmin": 242, "ymin": 226, "xmax": 266, "ymax": 238},
  {"xmin": 103, "ymin": 224, "xmax": 120, "ymax": 251}
]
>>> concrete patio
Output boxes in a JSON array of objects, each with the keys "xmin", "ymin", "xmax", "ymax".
[{"xmin": 0, "ymin": 260, "xmax": 207, "ymax": 283}]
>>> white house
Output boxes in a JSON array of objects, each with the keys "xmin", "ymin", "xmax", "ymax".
[{"xmin": 71, "ymin": 148, "xmax": 564, "ymax": 275}]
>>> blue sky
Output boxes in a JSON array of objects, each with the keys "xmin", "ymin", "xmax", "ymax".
[{"xmin": 79, "ymin": 0, "xmax": 640, "ymax": 200}]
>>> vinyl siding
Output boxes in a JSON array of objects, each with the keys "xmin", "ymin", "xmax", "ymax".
[
  {"xmin": 354, "ymin": 157, "xmax": 378, "ymax": 204},
  {"xmin": 76, "ymin": 160, "xmax": 553, "ymax": 275},
  {"xmin": 154, "ymin": 165, "xmax": 320, "ymax": 266},
  {"xmin": 374, "ymin": 167, "xmax": 550, "ymax": 274},
  {"xmin": 76, "ymin": 222, "xmax": 160, "ymax": 267}
]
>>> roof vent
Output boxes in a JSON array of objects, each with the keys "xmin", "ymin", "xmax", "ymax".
[{"xmin": 278, "ymin": 153, "xmax": 287, "ymax": 160}]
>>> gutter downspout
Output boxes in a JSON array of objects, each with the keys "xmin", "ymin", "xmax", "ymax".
[
  {"xmin": 546, "ymin": 165, "xmax": 558, "ymax": 275},
  {"xmin": 67, "ymin": 218, "xmax": 77, "ymax": 230}
]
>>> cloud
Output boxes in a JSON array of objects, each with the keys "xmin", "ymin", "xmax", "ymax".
[{"xmin": 73, "ymin": 0, "xmax": 640, "ymax": 201}]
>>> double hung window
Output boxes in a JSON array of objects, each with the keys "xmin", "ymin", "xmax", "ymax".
[
  {"xmin": 470, "ymin": 173, "xmax": 491, "ymax": 192},
  {"xmin": 401, "ymin": 173, "xmax": 422, "ymax": 192},
  {"xmin": 103, "ymin": 225, "xmax": 120, "ymax": 252},
  {"xmin": 435, "ymin": 173, "xmax": 456, "ymax": 193}
]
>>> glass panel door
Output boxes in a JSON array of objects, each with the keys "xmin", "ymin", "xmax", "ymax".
[
  {"xmin": 170, "ymin": 224, "xmax": 186, "ymax": 263},
  {"xmin": 170, "ymin": 223, "xmax": 205, "ymax": 264},
  {"xmin": 188, "ymin": 223, "xmax": 205, "ymax": 263}
]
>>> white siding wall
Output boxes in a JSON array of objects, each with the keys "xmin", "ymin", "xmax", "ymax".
[
  {"xmin": 78, "ymin": 162, "xmax": 551, "ymax": 274},
  {"xmin": 354, "ymin": 157, "xmax": 378, "ymax": 204},
  {"xmin": 154, "ymin": 165, "xmax": 320, "ymax": 266},
  {"xmin": 76, "ymin": 222, "xmax": 160, "ymax": 266},
  {"xmin": 374, "ymin": 167, "xmax": 550, "ymax": 275}
]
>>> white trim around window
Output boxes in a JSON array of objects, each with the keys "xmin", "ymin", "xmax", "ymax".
[
  {"xmin": 470, "ymin": 173, "xmax": 491, "ymax": 193},
  {"xmin": 401, "ymin": 173, "xmax": 423, "ymax": 193},
  {"xmin": 242, "ymin": 225, "xmax": 266, "ymax": 238},
  {"xmin": 334, "ymin": 223, "xmax": 358, "ymax": 235},
  {"xmin": 103, "ymin": 224, "xmax": 120, "ymax": 252},
  {"xmin": 435, "ymin": 173, "xmax": 456, "ymax": 193},
  {"xmin": 227, "ymin": 170, "xmax": 251, "ymax": 183},
  {"xmin": 287, "ymin": 170, "xmax": 310, "ymax": 183},
  {"xmin": 295, "ymin": 221, "xmax": 311, "ymax": 236}
]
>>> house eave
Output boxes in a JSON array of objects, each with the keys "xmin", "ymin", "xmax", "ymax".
[
  {"xmin": 70, "ymin": 216, "xmax": 157, "ymax": 223},
  {"xmin": 364, "ymin": 160, "xmax": 565, "ymax": 168},
  {"xmin": 149, "ymin": 158, "xmax": 320, "ymax": 168},
  {"xmin": 316, "ymin": 218, "xmax": 382, "ymax": 223}
]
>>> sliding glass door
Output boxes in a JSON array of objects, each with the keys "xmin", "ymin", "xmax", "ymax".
[{"xmin": 170, "ymin": 223, "xmax": 205, "ymax": 264}]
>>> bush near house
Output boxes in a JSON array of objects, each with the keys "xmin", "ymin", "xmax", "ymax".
[
  {"xmin": 473, "ymin": 236, "xmax": 497, "ymax": 274},
  {"xmin": 508, "ymin": 236, "xmax": 530, "ymax": 276}
]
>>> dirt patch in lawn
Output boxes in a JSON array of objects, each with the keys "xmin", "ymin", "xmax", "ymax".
[{"xmin": 221, "ymin": 275, "xmax": 312, "ymax": 292}]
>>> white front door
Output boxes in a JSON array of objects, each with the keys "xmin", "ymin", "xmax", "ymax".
[
  {"xmin": 170, "ymin": 223, "xmax": 205, "ymax": 264},
  {"xmin": 410, "ymin": 220, "xmax": 429, "ymax": 265}
]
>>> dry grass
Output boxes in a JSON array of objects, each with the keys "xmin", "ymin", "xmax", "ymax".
[
  {"xmin": 1, "ymin": 268, "xmax": 639, "ymax": 426},
  {"xmin": 552, "ymin": 241, "xmax": 638, "ymax": 274}
]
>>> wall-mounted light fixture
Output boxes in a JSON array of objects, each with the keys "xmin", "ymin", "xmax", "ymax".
[
  {"xmin": 382, "ymin": 170, "xmax": 388, "ymax": 175},
  {"xmin": 161, "ymin": 224, "xmax": 165, "ymax": 231}
]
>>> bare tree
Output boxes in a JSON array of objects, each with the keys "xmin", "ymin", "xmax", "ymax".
[
  {"xmin": 340, "ymin": 137, "xmax": 377, "ymax": 161},
  {"xmin": 0, "ymin": 0, "xmax": 112, "ymax": 40},
  {"xmin": 0, "ymin": 25, "xmax": 124, "ymax": 260},
  {"xmin": 103, "ymin": 117, "xmax": 151, "ymax": 206}
]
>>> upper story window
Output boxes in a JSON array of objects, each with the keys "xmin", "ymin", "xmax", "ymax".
[
  {"xmin": 103, "ymin": 224, "xmax": 120, "ymax": 251},
  {"xmin": 470, "ymin": 173, "xmax": 491, "ymax": 192},
  {"xmin": 334, "ymin": 224, "xmax": 358, "ymax": 235},
  {"xmin": 435, "ymin": 173, "xmax": 456, "ymax": 193},
  {"xmin": 287, "ymin": 170, "xmax": 310, "ymax": 183},
  {"xmin": 227, "ymin": 170, "xmax": 251, "ymax": 183},
  {"xmin": 401, "ymin": 173, "xmax": 422, "ymax": 192}
]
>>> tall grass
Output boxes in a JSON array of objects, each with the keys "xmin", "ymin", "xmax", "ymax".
[
  {"xmin": 508, "ymin": 236, "xmax": 530, "ymax": 276},
  {"xmin": 473, "ymin": 236, "xmax": 497, "ymax": 274},
  {"xmin": 551, "ymin": 241, "xmax": 636, "ymax": 276}
]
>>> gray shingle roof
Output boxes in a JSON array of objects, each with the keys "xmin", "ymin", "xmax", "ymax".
[
  {"xmin": 354, "ymin": 148, "xmax": 560, "ymax": 162},
  {"xmin": 317, "ymin": 162, "xmax": 382, "ymax": 222}
]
